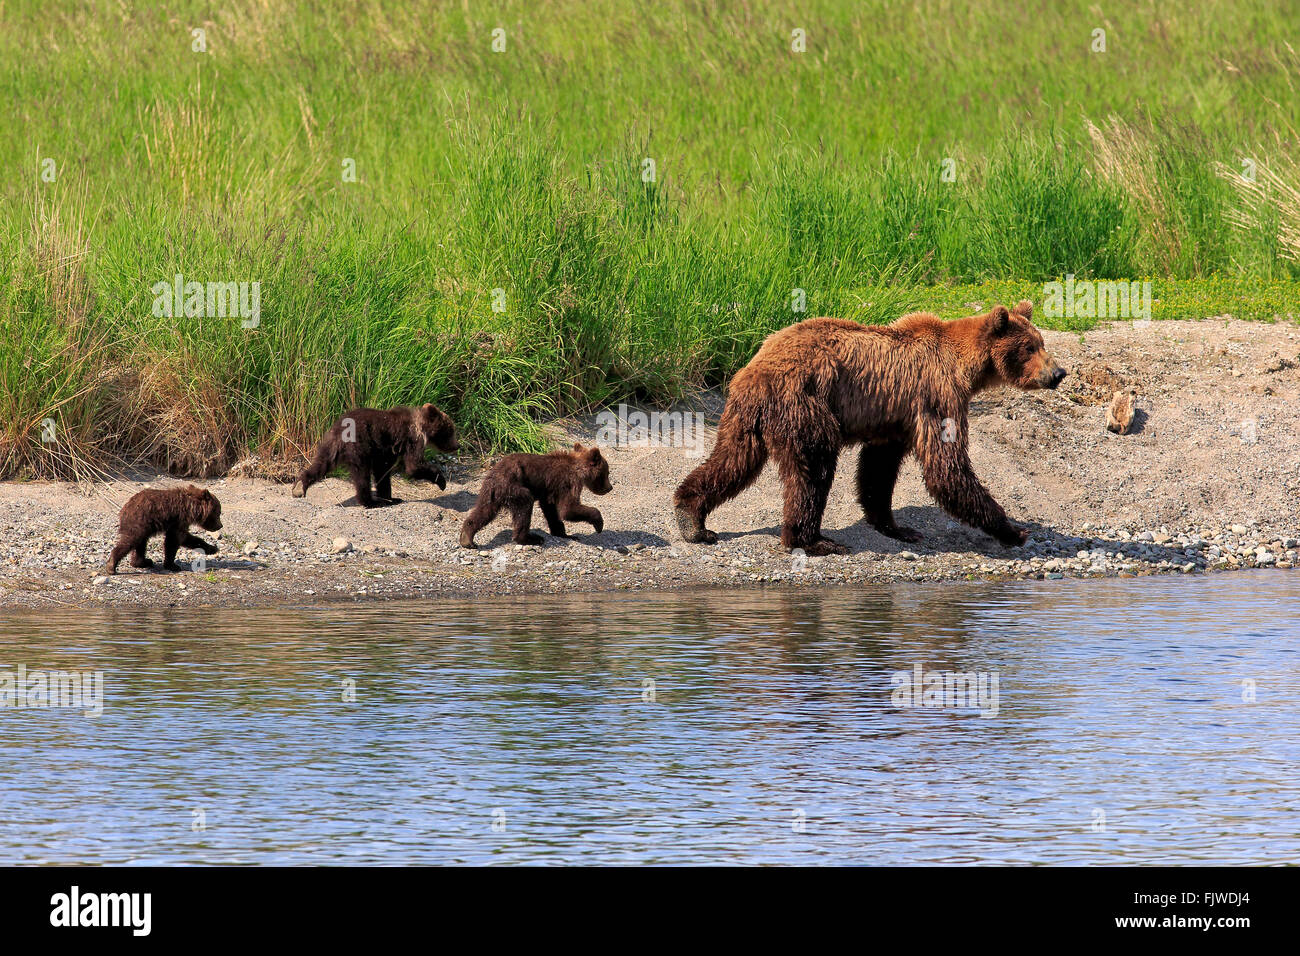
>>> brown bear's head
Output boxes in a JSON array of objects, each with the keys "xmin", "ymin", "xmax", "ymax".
[
  {"xmin": 185, "ymin": 485, "xmax": 223, "ymax": 531},
  {"xmin": 573, "ymin": 443, "xmax": 613, "ymax": 495},
  {"xmin": 418, "ymin": 403, "xmax": 459, "ymax": 452},
  {"xmin": 985, "ymin": 301, "xmax": 1067, "ymax": 391}
]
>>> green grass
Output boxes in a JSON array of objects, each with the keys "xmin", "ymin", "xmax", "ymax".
[{"xmin": 3, "ymin": 0, "xmax": 1300, "ymax": 477}]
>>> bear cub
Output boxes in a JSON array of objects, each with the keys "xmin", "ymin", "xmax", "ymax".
[
  {"xmin": 292, "ymin": 403, "xmax": 459, "ymax": 508},
  {"xmin": 460, "ymin": 444, "xmax": 613, "ymax": 547},
  {"xmin": 104, "ymin": 485, "xmax": 223, "ymax": 574}
]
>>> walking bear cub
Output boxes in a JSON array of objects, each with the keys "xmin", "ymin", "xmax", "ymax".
[
  {"xmin": 104, "ymin": 485, "xmax": 223, "ymax": 574},
  {"xmin": 460, "ymin": 444, "xmax": 613, "ymax": 547},
  {"xmin": 674, "ymin": 301, "xmax": 1067, "ymax": 555},
  {"xmin": 292, "ymin": 404, "xmax": 459, "ymax": 508}
]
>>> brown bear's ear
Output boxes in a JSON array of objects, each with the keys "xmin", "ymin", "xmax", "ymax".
[
  {"xmin": 1013, "ymin": 299, "xmax": 1033, "ymax": 318},
  {"xmin": 989, "ymin": 305, "xmax": 1010, "ymax": 333},
  {"xmin": 572, "ymin": 442, "xmax": 584, "ymax": 453},
  {"xmin": 201, "ymin": 489, "xmax": 215, "ymax": 502},
  {"xmin": 585, "ymin": 445, "xmax": 603, "ymax": 461}
]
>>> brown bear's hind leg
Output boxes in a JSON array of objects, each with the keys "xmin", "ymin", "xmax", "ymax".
[
  {"xmin": 673, "ymin": 411, "xmax": 767, "ymax": 545},
  {"xmin": 774, "ymin": 439, "xmax": 846, "ymax": 555},
  {"xmin": 857, "ymin": 442, "xmax": 922, "ymax": 542},
  {"xmin": 129, "ymin": 541, "xmax": 154, "ymax": 569}
]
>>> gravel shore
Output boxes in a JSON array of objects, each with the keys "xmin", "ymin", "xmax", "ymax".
[{"xmin": 3, "ymin": 317, "xmax": 1298, "ymax": 610}]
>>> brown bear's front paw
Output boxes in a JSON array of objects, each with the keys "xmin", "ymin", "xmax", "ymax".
[
  {"xmin": 458, "ymin": 532, "xmax": 477, "ymax": 549},
  {"xmin": 130, "ymin": 557, "xmax": 154, "ymax": 569},
  {"xmin": 203, "ymin": 543, "xmax": 219, "ymax": 555},
  {"xmin": 994, "ymin": 523, "xmax": 1029, "ymax": 547},
  {"xmin": 432, "ymin": 473, "xmax": 447, "ymax": 491},
  {"xmin": 291, "ymin": 480, "xmax": 306, "ymax": 498},
  {"xmin": 675, "ymin": 507, "xmax": 717, "ymax": 544},
  {"xmin": 161, "ymin": 561, "xmax": 183, "ymax": 572},
  {"xmin": 516, "ymin": 532, "xmax": 545, "ymax": 546},
  {"xmin": 803, "ymin": 537, "xmax": 850, "ymax": 556}
]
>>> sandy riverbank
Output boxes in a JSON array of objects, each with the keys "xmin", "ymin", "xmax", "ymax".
[{"xmin": 2, "ymin": 318, "xmax": 1298, "ymax": 610}]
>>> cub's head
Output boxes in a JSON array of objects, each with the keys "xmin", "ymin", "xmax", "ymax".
[
  {"xmin": 984, "ymin": 301, "xmax": 1067, "ymax": 391},
  {"xmin": 185, "ymin": 485, "xmax": 223, "ymax": 531},
  {"xmin": 573, "ymin": 443, "xmax": 613, "ymax": 495},
  {"xmin": 418, "ymin": 403, "xmax": 459, "ymax": 452}
]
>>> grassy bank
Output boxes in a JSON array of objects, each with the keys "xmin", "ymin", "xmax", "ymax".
[{"xmin": 3, "ymin": 0, "xmax": 1300, "ymax": 478}]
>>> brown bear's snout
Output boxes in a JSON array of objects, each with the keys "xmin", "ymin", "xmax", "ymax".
[{"xmin": 1045, "ymin": 364, "xmax": 1067, "ymax": 389}]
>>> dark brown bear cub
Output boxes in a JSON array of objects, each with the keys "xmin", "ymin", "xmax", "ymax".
[
  {"xmin": 292, "ymin": 403, "xmax": 459, "ymax": 508},
  {"xmin": 104, "ymin": 485, "xmax": 223, "ymax": 574},
  {"xmin": 460, "ymin": 444, "xmax": 613, "ymax": 547}
]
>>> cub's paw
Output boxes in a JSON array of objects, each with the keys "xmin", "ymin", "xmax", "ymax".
[
  {"xmin": 433, "ymin": 473, "xmax": 447, "ymax": 491},
  {"xmin": 203, "ymin": 542, "xmax": 219, "ymax": 555},
  {"xmin": 161, "ymin": 561, "xmax": 183, "ymax": 572},
  {"xmin": 517, "ymin": 532, "xmax": 545, "ymax": 546},
  {"xmin": 291, "ymin": 480, "xmax": 306, "ymax": 498}
]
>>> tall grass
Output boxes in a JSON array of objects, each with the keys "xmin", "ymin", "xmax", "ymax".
[{"xmin": 3, "ymin": 0, "xmax": 1300, "ymax": 476}]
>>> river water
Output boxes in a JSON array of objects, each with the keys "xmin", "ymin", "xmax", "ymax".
[{"xmin": 2, "ymin": 572, "xmax": 1297, "ymax": 864}]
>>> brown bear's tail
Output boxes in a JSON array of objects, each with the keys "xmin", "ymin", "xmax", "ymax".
[{"xmin": 673, "ymin": 397, "xmax": 767, "ymax": 543}]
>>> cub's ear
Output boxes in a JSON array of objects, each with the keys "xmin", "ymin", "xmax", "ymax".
[
  {"xmin": 572, "ymin": 442, "xmax": 584, "ymax": 453},
  {"xmin": 1012, "ymin": 299, "xmax": 1033, "ymax": 319},
  {"xmin": 989, "ymin": 305, "xmax": 1010, "ymax": 333},
  {"xmin": 585, "ymin": 445, "xmax": 604, "ymax": 461},
  {"xmin": 201, "ymin": 489, "xmax": 215, "ymax": 502}
]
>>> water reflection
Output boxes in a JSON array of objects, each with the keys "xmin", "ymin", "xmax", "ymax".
[{"xmin": 1, "ymin": 574, "xmax": 1297, "ymax": 864}]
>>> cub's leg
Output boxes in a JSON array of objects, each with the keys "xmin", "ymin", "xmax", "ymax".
[
  {"xmin": 460, "ymin": 493, "xmax": 502, "ymax": 547},
  {"xmin": 539, "ymin": 501, "xmax": 569, "ymax": 537},
  {"xmin": 352, "ymin": 466, "xmax": 382, "ymax": 508},
  {"xmin": 182, "ymin": 532, "xmax": 218, "ymax": 555},
  {"xmin": 104, "ymin": 538, "xmax": 136, "ymax": 574},
  {"xmin": 162, "ymin": 528, "xmax": 184, "ymax": 571},
  {"xmin": 561, "ymin": 502, "xmax": 603, "ymax": 534},
  {"xmin": 130, "ymin": 540, "xmax": 154, "ymax": 569},
  {"xmin": 509, "ymin": 498, "xmax": 543, "ymax": 546}
]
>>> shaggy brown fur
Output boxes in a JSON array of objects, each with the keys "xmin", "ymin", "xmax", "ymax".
[
  {"xmin": 460, "ymin": 444, "xmax": 613, "ymax": 547},
  {"xmin": 104, "ymin": 485, "xmax": 223, "ymax": 574},
  {"xmin": 674, "ymin": 300, "xmax": 1067, "ymax": 555},
  {"xmin": 292, "ymin": 404, "xmax": 458, "ymax": 507}
]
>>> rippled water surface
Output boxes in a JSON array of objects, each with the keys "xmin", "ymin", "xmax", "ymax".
[{"xmin": 2, "ymin": 572, "xmax": 1298, "ymax": 864}]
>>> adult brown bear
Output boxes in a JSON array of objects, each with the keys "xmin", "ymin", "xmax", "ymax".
[{"xmin": 674, "ymin": 301, "xmax": 1066, "ymax": 555}]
